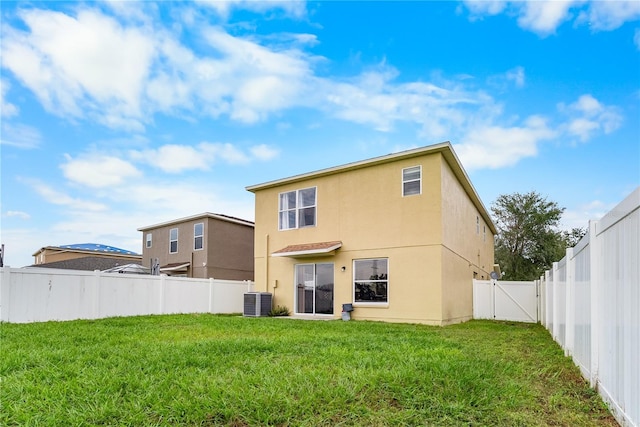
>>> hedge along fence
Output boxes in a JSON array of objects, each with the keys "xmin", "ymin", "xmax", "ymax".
[{"xmin": 0, "ymin": 267, "xmax": 254, "ymax": 323}]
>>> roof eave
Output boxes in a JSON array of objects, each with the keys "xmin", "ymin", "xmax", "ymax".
[
  {"xmin": 138, "ymin": 212, "xmax": 254, "ymax": 231},
  {"xmin": 246, "ymin": 142, "xmax": 452, "ymax": 193}
]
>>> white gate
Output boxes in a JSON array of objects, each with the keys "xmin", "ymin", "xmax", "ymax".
[{"xmin": 473, "ymin": 280, "xmax": 538, "ymax": 323}]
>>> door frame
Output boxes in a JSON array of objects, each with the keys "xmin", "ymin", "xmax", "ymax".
[{"xmin": 294, "ymin": 263, "xmax": 334, "ymax": 315}]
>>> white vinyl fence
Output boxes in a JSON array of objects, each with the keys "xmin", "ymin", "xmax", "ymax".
[
  {"xmin": 539, "ymin": 187, "xmax": 639, "ymax": 427},
  {"xmin": 0, "ymin": 267, "xmax": 254, "ymax": 323}
]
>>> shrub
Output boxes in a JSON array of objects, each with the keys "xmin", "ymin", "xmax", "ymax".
[{"xmin": 268, "ymin": 305, "xmax": 290, "ymax": 317}]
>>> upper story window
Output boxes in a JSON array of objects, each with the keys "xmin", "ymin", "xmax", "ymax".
[
  {"xmin": 169, "ymin": 228, "xmax": 178, "ymax": 254},
  {"xmin": 279, "ymin": 187, "xmax": 316, "ymax": 230},
  {"xmin": 402, "ymin": 166, "xmax": 421, "ymax": 196},
  {"xmin": 194, "ymin": 223, "xmax": 204, "ymax": 250},
  {"xmin": 476, "ymin": 216, "xmax": 480, "ymax": 234},
  {"xmin": 483, "ymin": 225, "xmax": 486, "ymax": 242},
  {"xmin": 145, "ymin": 233, "xmax": 152, "ymax": 248}
]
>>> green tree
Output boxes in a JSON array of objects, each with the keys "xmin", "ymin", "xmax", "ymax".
[
  {"xmin": 561, "ymin": 227, "xmax": 588, "ymax": 248},
  {"xmin": 491, "ymin": 191, "xmax": 565, "ymax": 280}
]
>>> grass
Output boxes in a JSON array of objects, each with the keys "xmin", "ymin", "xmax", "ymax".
[{"xmin": 0, "ymin": 315, "xmax": 617, "ymax": 426}]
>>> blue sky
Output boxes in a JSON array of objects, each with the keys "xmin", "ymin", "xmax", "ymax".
[{"xmin": 1, "ymin": 0, "xmax": 639, "ymax": 268}]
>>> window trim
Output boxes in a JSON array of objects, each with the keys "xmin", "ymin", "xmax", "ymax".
[
  {"xmin": 278, "ymin": 186, "xmax": 317, "ymax": 231},
  {"xmin": 194, "ymin": 222, "xmax": 204, "ymax": 251},
  {"xmin": 169, "ymin": 228, "xmax": 178, "ymax": 254},
  {"xmin": 402, "ymin": 165, "xmax": 422, "ymax": 197},
  {"xmin": 353, "ymin": 258, "xmax": 389, "ymax": 306},
  {"xmin": 145, "ymin": 233, "xmax": 152, "ymax": 249}
]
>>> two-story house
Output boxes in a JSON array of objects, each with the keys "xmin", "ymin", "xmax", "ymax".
[
  {"xmin": 246, "ymin": 142, "xmax": 497, "ymax": 325},
  {"xmin": 137, "ymin": 213, "xmax": 254, "ymax": 280}
]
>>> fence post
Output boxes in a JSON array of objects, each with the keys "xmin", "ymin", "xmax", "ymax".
[
  {"xmin": 565, "ymin": 248, "xmax": 575, "ymax": 357},
  {"xmin": 0, "ymin": 267, "xmax": 12, "ymax": 322},
  {"xmin": 545, "ymin": 270, "xmax": 552, "ymax": 330},
  {"xmin": 538, "ymin": 275, "xmax": 544, "ymax": 325},
  {"xmin": 92, "ymin": 270, "xmax": 101, "ymax": 319},
  {"xmin": 208, "ymin": 278, "xmax": 215, "ymax": 313},
  {"xmin": 159, "ymin": 274, "xmax": 166, "ymax": 315},
  {"xmin": 552, "ymin": 262, "xmax": 559, "ymax": 342},
  {"xmin": 588, "ymin": 219, "xmax": 600, "ymax": 389}
]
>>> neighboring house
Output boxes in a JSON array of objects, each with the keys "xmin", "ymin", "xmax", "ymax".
[
  {"xmin": 137, "ymin": 213, "xmax": 255, "ymax": 280},
  {"xmin": 246, "ymin": 142, "xmax": 498, "ymax": 325},
  {"xmin": 30, "ymin": 243, "xmax": 142, "ymax": 271}
]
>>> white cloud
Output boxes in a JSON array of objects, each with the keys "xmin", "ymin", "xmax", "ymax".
[
  {"xmin": 61, "ymin": 154, "xmax": 142, "ymax": 188},
  {"xmin": 320, "ymin": 65, "xmax": 488, "ymax": 137},
  {"xmin": 517, "ymin": 0, "xmax": 576, "ymax": 35},
  {"xmin": 455, "ymin": 115, "xmax": 557, "ymax": 171},
  {"xmin": 561, "ymin": 199, "xmax": 615, "ymax": 229},
  {"xmin": 196, "ymin": 0, "xmax": 307, "ymax": 20},
  {"xmin": 129, "ymin": 144, "xmax": 214, "ymax": 173},
  {"xmin": 2, "ymin": 8, "xmax": 155, "ymax": 130},
  {"xmin": 5, "ymin": 210, "xmax": 31, "ymax": 220},
  {"xmin": 27, "ymin": 179, "xmax": 108, "ymax": 211},
  {"xmin": 463, "ymin": 0, "xmax": 640, "ymax": 35},
  {"xmin": 0, "ymin": 122, "xmax": 42, "ymax": 149},
  {"xmin": 462, "ymin": 0, "xmax": 507, "ymax": 17},
  {"xmin": 250, "ymin": 144, "xmax": 280, "ymax": 161},
  {"xmin": 488, "ymin": 66, "xmax": 526, "ymax": 89},
  {"xmin": 559, "ymin": 94, "xmax": 623, "ymax": 142},
  {"xmin": 1, "ymin": 79, "xmax": 19, "ymax": 117},
  {"xmin": 505, "ymin": 66, "xmax": 525, "ymax": 87},
  {"xmin": 577, "ymin": 1, "xmax": 640, "ymax": 31},
  {"xmin": 205, "ymin": 142, "xmax": 251, "ymax": 165},
  {"xmin": 129, "ymin": 142, "xmax": 276, "ymax": 173}
]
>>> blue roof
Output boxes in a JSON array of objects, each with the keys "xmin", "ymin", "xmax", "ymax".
[{"xmin": 59, "ymin": 243, "xmax": 140, "ymax": 256}]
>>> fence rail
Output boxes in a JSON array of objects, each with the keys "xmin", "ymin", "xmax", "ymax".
[
  {"xmin": 0, "ymin": 267, "xmax": 254, "ymax": 323},
  {"xmin": 539, "ymin": 187, "xmax": 639, "ymax": 427}
]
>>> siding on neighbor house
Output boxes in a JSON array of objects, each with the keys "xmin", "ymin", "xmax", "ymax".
[{"xmin": 138, "ymin": 214, "xmax": 255, "ymax": 281}]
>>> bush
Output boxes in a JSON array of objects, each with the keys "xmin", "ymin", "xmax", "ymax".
[{"xmin": 268, "ymin": 305, "xmax": 290, "ymax": 317}]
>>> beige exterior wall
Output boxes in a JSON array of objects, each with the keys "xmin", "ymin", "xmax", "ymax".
[
  {"xmin": 250, "ymin": 144, "xmax": 495, "ymax": 325},
  {"xmin": 439, "ymin": 158, "xmax": 495, "ymax": 324},
  {"xmin": 139, "ymin": 215, "xmax": 254, "ymax": 280}
]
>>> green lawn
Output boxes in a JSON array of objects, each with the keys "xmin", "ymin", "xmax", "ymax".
[{"xmin": 1, "ymin": 315, "xmax": 617, "ymax": 426}]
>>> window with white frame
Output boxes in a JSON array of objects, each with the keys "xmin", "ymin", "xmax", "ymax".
[
  {"xmin": 279, "ymin": 187, "xmax": 316, "ymax": 230},
  {"xmin": 169, "ymin": 228, "xmax": 178, "ymax": 254},
  {"xmin": 402, "ymin": 166, "xmax": 421, "ymax": 196},
  {"xmin": 145, "ymin": 233, "xmax": 152, "ymax": 248},
  {"xmin": 194, "ymin": 223, "xmax": 204, "ymax": 250},
  {"xmin": 476, "ymin": 216, "xmax": 480, "ymax": 234},
  {"xmin": 354, "ymin": 258, "xmax": 388, "ymax": 303}
]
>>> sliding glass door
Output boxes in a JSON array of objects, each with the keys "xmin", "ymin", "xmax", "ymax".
[{"xmin": 295, "ymin": 263, "xmax": 334, "ymax": 315}]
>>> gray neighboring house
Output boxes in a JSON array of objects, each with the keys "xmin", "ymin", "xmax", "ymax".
[
  {"xmin": 137, "ymin": 213, "xmax": 254, "ymax": 280},
  {"xmin": 30, "ymin": 243, "xmax": 142, "ymax": 271}
]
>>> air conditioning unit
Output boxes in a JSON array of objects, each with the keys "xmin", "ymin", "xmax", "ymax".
[{"xmin": 243, "ymin": 292, "xmax": 273, "ymax": 317}]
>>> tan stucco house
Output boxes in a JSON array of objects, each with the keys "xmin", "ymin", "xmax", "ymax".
[
  {"xmin": 246, "ymin": 142, "xmax": 497, "ymax": 325},
  {"xmin": 137, "ymin": 213, "xmax": 254, "ymax": 280}
]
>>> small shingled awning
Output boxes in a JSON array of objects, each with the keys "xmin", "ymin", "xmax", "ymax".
[
  {"xmin": 160, "ymin": 262, "xmax": 190, "ymax": 273},
  {"xmin": 272, "ymin": 241, "xmax": 342, "ymax": 258}
]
